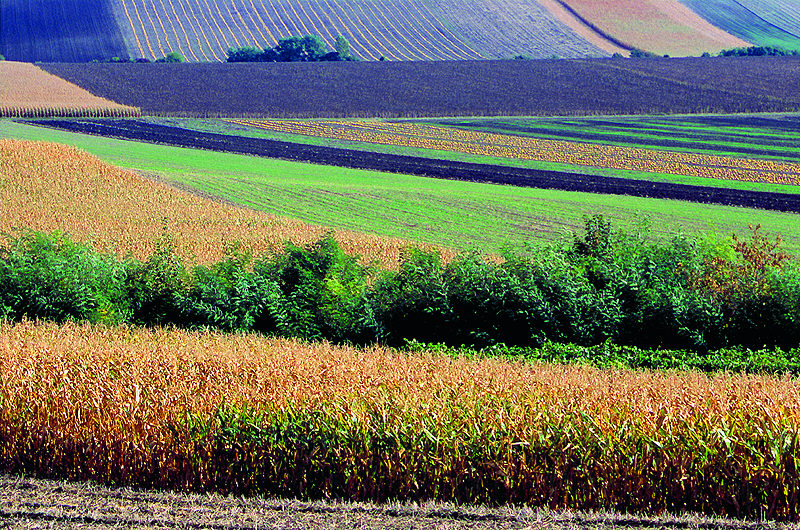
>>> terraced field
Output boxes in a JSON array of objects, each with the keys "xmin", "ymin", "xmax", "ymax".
[{"xmin": 678, "ymin": 0, "xmax": 800, "ymax": 49}]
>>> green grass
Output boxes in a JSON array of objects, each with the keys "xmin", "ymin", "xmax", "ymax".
[{"xmin": 4, "ymin": 119, "xmax": 800, "ymax": 254}]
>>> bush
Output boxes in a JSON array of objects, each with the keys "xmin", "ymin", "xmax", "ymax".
[
  {"xmin": 0, "ymin": 230, "xmax": 131, "ymax": 323},
  {"xmin": 256, "ymin": 235, "xmax": 376, "ymax": 342}
]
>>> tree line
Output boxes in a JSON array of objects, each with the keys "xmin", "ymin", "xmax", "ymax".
[{"xmin": 227, "ymin": 34, "xmax": 357, "ymax": 62}]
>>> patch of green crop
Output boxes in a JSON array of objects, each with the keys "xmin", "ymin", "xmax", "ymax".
[{"xmin": 3, "ymin": 119, "xmax": 800, "ymax": 254}]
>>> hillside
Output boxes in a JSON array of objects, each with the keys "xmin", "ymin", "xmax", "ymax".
[
  {"xmin": 678, "ymin": 0, "xmax": 800, "ymax": 51},
  {"xmin": 1, "ymin": 0, "xmax": 613, "ymax": 62},
  {"xmin": 553, "ymin": 0, "xmax": 748, "ymax": 56},
  {"xmin": 0, "ymin": 0, "xmax": 759, "ymax": 62}
]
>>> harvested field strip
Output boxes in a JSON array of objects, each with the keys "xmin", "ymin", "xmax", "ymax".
[
  {"xmin": 0, "ymin": 62, "xmax": 140, "ymax": 118},
  {"xmin": 2, "ymin": 320, "xmax": 800, "ymax": 518},
  {"xmin": 28, "ymin": 118, "xmax": 800, "ymax": 212},
  {"xmin": 232, "ymin": 119, "xmax": 800, "ymax": 187},
  {"xmin": 0, "ymin": 138, "xmax": 437, "ymax": 268}
]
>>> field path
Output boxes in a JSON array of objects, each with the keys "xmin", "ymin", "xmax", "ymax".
[{"xmin": 2, "ymin": 475, "xmax": 790, "ymax": 529}]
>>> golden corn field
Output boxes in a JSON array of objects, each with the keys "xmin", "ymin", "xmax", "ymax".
[
  {"xmin": 1, "ymin": 319, "xmax": 799, "ymax": 518},
  {"xmin": 229, "ymin": 119, "xmax": 800, "ymax": 186},
  {"xmin": 0, "ymin": 139, "xmax": 449, "ymax": 267},
  {"xmin": 0, "ymin": 62, "xmax": 140, "ymax": 118}
]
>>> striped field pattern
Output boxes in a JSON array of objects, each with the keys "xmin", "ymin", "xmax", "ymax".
[
  {"xmin": 230, "ymin": 119, "xmax": 800, "ymax": 186},
  {"xmin": 115, "ymin": 0, "xmax": 486, "ymax": 61}
]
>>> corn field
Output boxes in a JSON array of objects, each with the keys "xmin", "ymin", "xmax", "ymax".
[
  {"xmin": 0, "ymin": 139, "xmax": 446, "ymax": 268},
  {"xmin": 230, "ymin": 119, "xmax": 800, "ymax": 186},
  {"xmin": 1, "ymin": 319, "xmax": 799, "ymax": 520},
  {"xmin": 0, "ymin": 62, "xmax": 140, "ymax": 118}
]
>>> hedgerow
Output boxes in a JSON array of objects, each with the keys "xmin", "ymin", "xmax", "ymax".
[{"xmin": 1, "ymin": 217, "xmax": 798, "ymax": 361}]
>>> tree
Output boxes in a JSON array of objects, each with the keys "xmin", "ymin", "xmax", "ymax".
[
  {"xmin": 276, "ymin": 36, "xmax": 305, "ymax": 62},
  {"xmin": 156, "ymin": 51, "xmax": 185, "ymax": 63},
  {"xmin": 334, "ymin": 35, "xmax": 351, "ymax": 59},
  {"xmin": 227, "ymin": 46, "xmax": 264, "ymax": 62},
  {"xmin": 302, "ymin": 34, "xmax": 328, "ymax": 61}
]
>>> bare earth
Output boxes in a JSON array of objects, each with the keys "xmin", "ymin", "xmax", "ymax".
[{"xmin": 1, "ymin": 475, "xmax": 794, "ymax": 530}]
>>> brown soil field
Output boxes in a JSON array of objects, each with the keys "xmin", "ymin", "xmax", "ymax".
[
  {"xmin": 555, "ymin": 0, "xmax": 748, "ymax": 56},
  {"xmin": 0, "ymin": 61, "xmax": 139, "ymax": 118},
  {"xmin": 0, "ymin": 138, "xmax": 449, "ymax": 268}
]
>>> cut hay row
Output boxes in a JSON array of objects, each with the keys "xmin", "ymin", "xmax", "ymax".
[
  {"xmin": 0, "ymin": 62, "xmax": 140, "ymax": 118},
  {"xmin": 0, "ymin": 138, "xmax": 447, "ymax": 268},
  {"xmin": 230, "ymin": 119, "xmax": 800, "ymax": 187},
  {"xmin": 1, "ymin": 319, "xmax": 799, "ymax": 519}
]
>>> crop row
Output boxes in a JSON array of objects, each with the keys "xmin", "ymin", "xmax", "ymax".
[
  {"xmin": 0, "ymin": 62, "xmax": 140, "ymax": 118},
  {"xmin": 415, "ymin": 0, "xmax": 608, "ymax": 59},
  {"xmin": 557, "ymin": 0, "xmax": 747, "ymax": 56},
  {"xmin": 116, "ymin": 0, "xmax": 485, "ymax": 62},
  {"xmin": 2, "ymin": 319, "xmax": 800, "ymax": 519},
  {"xmin": 677, "ymin": 0, "xmax": 800, "ymax": 50},
  {"xmin": 438, "ymin": 115, "xmax": 800, "ymax": 161},
  {"xmin": 232, "ymin": 119, "xmax": 800, "ymax": 186}
]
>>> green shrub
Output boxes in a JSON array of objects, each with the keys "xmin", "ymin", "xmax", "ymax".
[{"xmin": 0, "ymin": 230, "xmax": 130, "ymax": 323}]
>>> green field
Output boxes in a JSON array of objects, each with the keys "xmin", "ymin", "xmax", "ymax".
[{"xmin": 4, "ymin": 119, "xmax": 800, "ymax": 254}]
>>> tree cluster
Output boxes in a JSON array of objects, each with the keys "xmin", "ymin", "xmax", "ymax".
[
  {"xmin": 717, "ymin": 45, "xmax": 800, "ymax": 57},
  {"xmin": 227, "ymin": 34, "xmax": 356, "ymax": 62}
]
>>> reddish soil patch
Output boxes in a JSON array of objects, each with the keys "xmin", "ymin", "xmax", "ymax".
[{"xmin": 555, "ymin": 0, "xmax": 748, "ymax": 56}]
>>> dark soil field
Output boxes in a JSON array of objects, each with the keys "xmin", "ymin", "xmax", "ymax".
[
  {"xmin": 40, "ymin": 57, "xmax": 800, "ymax": 119},
  {"xmin": 27, "ymin": 118, "xmax": 800, "ymax": 212},
  {"xmin": 2, "ymin": 474, "xmax": 794, "ymax": 529}
]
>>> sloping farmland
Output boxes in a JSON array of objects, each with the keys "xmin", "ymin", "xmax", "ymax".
[
  {"xmin": 2, "ymin": 0, "xmax": 615, "ymax": 62},
  {"xmin": 554, "ymin": 0, "xmax": 748, "ymax": 56},
  {"xmin": 109, "ymin": 0, "xmax": 613, "ymax": 61},
  {"xmin": 678, "ymin": 0, "xmax": 800, "ymax": 49},
  {"xmin": 0, "ymin": 0, "xmax": 127, "ymax": 62}
]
